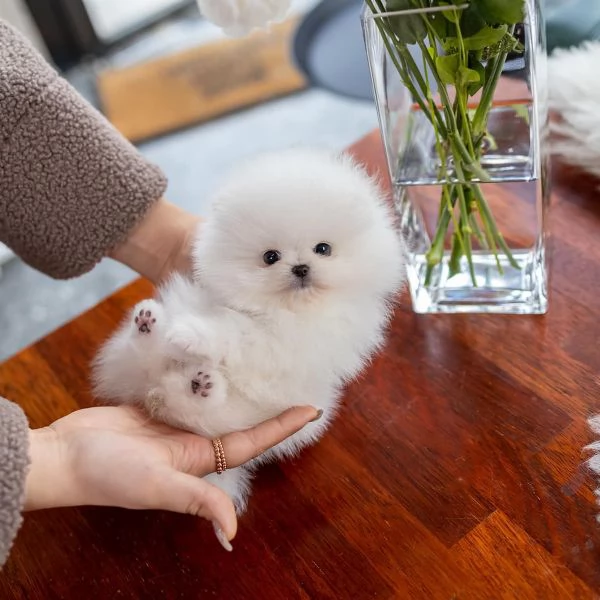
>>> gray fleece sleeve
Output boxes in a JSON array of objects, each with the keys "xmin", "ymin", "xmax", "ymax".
[
  {"xmin": 0, "ymin": 21, "xmax": 168, "ymax": 279},
  {"xmin": 0, "ymin": 398, "xmax": 29, "ymax": 569}
]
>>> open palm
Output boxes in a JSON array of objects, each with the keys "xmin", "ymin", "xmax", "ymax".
[{"xmin": 27, "ymin": 404, "xmax": 318, "ymax": 550}]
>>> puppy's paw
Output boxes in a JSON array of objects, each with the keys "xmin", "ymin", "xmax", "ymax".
[
  {"xmin": 189, "ymin": 367, "xmax": 227, "ymax": 404},
  {"xmin": 165, "ymin": 320, "xmax": 213, "ymax": 361},
  {"xmin": 132, "ymin": 300, "xmax": 163, "ymax": 335},
  {"xmin": 190, "ymin": 371, "xmax": 214, "ymax": 398},
  {"xmin": 165, "ymin": 322, "xmax": 197, "ymax": 354},
  {"xmin": 135, "ymin": 310, "xmax": 155, "ymax": 334}
]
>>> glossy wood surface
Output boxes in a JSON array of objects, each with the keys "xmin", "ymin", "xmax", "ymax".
[{"xmin": 2, "ymin": 132, "xmax": 600, "ymax": 599}]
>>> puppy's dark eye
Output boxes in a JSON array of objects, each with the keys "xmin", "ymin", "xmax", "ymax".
[
  {"xmin": 263, "ymin": 250, "xmax": 281, "ymax": 266},
  {"xmin": 314, "ymin": 242, "xmax": 332, "ymax": 256}
]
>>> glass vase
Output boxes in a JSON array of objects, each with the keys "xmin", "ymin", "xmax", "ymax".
[{"xmin": 362, "ymin": 0, "xmax": 549, "ymax": 314}]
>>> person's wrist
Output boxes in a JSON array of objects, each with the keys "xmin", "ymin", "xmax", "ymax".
[
  {"xmin": 110, "ymin": 198, "xmax": 202, "ymax": 284},
  {"xmin": 24, "ymin": 427, "xmax": 81, "ymax": 511},
  {"xmin": 158, "ymin": 202, "xmax": 202, "ymax": 282}
]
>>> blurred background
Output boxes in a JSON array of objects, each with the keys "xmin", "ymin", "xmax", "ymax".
[{"xmin": 0, "ymin": 0, "xmax": 588, "ymax": 360}]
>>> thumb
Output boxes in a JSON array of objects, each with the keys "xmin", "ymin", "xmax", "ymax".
[{"xmin": 153, "ymin": 469, "xmax": 238, "ymax": 551}]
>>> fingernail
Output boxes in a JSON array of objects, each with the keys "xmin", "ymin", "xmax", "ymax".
[
  {"xmin": 310, "ymin": 409, "xmax": 324, "ymax": 423},
  {"xmin": 212, "ymin": 521, "xmax": 233, "ymax": 552}
]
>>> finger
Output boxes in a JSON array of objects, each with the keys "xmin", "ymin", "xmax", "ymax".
[
  {"xmin": 221, "ymin": 405, "xmax": 320, "ymax": 469},
  {"xmin": 151, "ymin": 469, "xmax": 238, "ymax": 549},
  {"xmin": 173, "ymin": 405, "xmax": 320, "ymax": 477}
]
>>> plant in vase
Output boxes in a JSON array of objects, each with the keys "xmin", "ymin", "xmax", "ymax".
[{"xmin": 363, "ymin": 0, "xmax": 549, "ymax": 314}]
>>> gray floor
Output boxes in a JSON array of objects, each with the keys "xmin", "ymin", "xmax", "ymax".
[{"xmin": 0, "ymin": 2, "xmax": 378, "ymax": 361}]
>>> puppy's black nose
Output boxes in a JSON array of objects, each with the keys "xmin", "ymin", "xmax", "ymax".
[{"xmin": 292, "ymin": 264, "xmax": 310, "ymax": 278}]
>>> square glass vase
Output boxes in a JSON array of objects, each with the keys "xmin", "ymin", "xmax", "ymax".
[{"xmin": 362, "ymin": 0, "xmax": 550, "ymax": 314}]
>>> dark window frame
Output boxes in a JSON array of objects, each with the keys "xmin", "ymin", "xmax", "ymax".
[{"xmin": 24, "ymin": 0, "xmax": 194, "ymax": 69}]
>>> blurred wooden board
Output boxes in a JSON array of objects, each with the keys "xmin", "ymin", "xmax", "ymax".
[{"xmin": 97, "ymin": 19, "xmax": 307, "ymax": 143}]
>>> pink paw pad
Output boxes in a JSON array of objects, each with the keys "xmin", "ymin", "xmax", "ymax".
[
  {"xmin": 135, "ymin": 309, "xmax": 156, "ymax": 334},
  {"xmin": 191, "ymin": 372, "xmax": 213, "ymax": 398}
]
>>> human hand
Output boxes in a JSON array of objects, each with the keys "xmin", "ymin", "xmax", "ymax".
[
  {"xmin": 24, "ymin": 404, "xmax": 319, "ymax": 550},
  {"xmin": 109, "ymin": 198, "xmax": 202, "ymax": 284}
]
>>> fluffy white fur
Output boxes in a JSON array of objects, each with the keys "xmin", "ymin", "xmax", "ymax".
[
  {"xmin": 93, "ymin": 149, "xmax": 405, "ymax": 512},
  {"xmin": 549, "ymin": 41, "xmax": 600, "ymax": 180},
  {"xmin": 587, "ymin": 416, "xmax": 600, "ymax": 515},
  {"xmin": 551, "ymin": 42, "xmax": 600, "ymax": 497}
]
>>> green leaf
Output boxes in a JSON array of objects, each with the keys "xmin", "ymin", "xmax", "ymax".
[
  {"xmin": 463, "ymin": 25, "xmax": 508, "ymax": 51},
  {"xmin": 442, "ymin": 27, "xmax": 506, "ymax": 54},
  {"xmin": 476, "ymin": 0, "xmax": 525, "ymax": 25},
  {"xmin": 436, "ymin": 53, "xmax": 460, "ymax": 85},
  {"xmin": 513, "ymin": 40, "xmax": 525, "ymax": 54},
  {"xmin": 385, "ymin": 0, "xmax": 428, "ymax": 44},
  {"xmin": 442, "ymin": 37, "xmax": 459, "ymax": 54},
  {"xmin": 428, "ymin": 11, "xmax": 448, "ymax": 39},
  {"xmin": 457, "ymin": 65, "xmax": 480, "ymax": 88},
  {"xmin": 481, "ymin": 31, "xmax": 519, "ymax": 60},
  {"xmin": 467, "ymin": 59, "xmax": 485, "ymax": 95},
  {"xmin": 440, "ymin": 2, "xmax": 461, "ymax": 24},
  {"xmin": 460, "ymin": 2, "xmax": 487, "ymax": 37}
]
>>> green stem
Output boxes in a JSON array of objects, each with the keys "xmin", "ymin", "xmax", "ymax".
[
  {"xmin": 424, "ymin": 199, "xmax": 452, "ymax": 286},
  {"xmin": 465, "ymin": 188, "xmax": 487, "ymax": 248},
  {"xmin": 449, "ymin": 133, "xmax": 491, "ymax": 182},
  {"xmin": 452, "ymin": 170, "xmax": 476, "ymax": 284},
  {"xmin": 472, "ymin": 25, "xmax": 516, "ymax": 136},
  {"xmin": 365, "ymin": 0, "xmax": 445, "ymax": 134},
  {"xmin": 416, "ymin": 38, "xmax": 456, "ymax": 132},
  {"xmin": 414, "ymin": 36, "xmax": 491, "ymax": 184},
  {"xmin": 367, "ymin": 3, "xmax": 521, "ymax": 284},
  {"xmin": 398, "ymin": 45, "xmax": 448, "ymax": 137},
  {"xmin": 472, "ymin": 184, "xmax": 520, "ymax": 269}
]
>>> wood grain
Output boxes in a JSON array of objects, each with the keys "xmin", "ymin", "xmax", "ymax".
[
  {"xmin": 97, "ymin": 20, "xmax": 306, "ymax": 143},
  {"xmin": 2, "ymin": 132, "xmax": 600, "ymax": 599}
]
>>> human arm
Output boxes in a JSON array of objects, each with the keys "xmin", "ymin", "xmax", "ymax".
[
  {"xmin": 1, "ymin": 402, "xmax": 319, "ymax": 566},
  {"xmin": 0, "ymin": 20, "xmax": 199, "ymax": 283},
  {"xmin": 0, "ymin": 399, "xmax": 29, "ymax": 569}
]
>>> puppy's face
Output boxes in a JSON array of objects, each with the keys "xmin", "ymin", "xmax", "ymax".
[{"xmin": 194, "ymin": 151, "xmax": 404, "ymax": 312}]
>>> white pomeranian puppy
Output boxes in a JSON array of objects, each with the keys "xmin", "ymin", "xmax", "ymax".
[{"xmin": 93, "ymin": 149, "xmax": 405, "ymax": 513}]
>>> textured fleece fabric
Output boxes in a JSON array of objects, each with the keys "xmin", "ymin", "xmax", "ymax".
[
  {"xmin": 0, "ymin": 20, "xmax": 167, "ymax": 279},
  {"xmin": 0, "ymin": 399, "xmax": 29, "ymax": 568},
  {"xmin": 0, "ymin": 20, "xmax": 168, "ymax": 567}
]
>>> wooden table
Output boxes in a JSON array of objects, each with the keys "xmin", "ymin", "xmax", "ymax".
[{"xmin": 2, "ymin": 132, "xmax": 600, "ymax": 599}]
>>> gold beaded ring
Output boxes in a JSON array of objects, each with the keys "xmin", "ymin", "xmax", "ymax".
[{"xmin": 212, "ymin": 438, "xmax": 227, "ymax": 475}]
